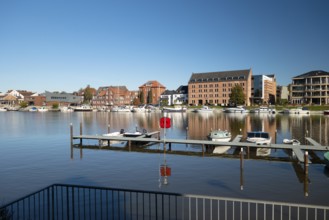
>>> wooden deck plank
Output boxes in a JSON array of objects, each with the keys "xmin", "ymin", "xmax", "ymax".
[
  {"xmin": 305, "ymin": 137, "xmax": 321, "ymax": 147},
  {"xmin": 232, "ymin": 135, "xmax": 243, "ymax": 143},
  {"xmin": 291, "ymin": 147, "xmax": 309, "ymax": 163}
]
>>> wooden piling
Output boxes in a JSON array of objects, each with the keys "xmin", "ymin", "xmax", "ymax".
[
  {"xmin": 70, "ymin": 123, "xmax": 73, "ymax": 159},
  {"xmin": 202, "ymin": 144, "xmax": 204, "ymax": 157},
  {"xmin": 70, "ymin": 123, "xmax": 73, "ymax": 147},
  {"xmin": 106, "ymin": 124, "xmax": 110, "ymax": 146},
  {"xmin": 240, "ymin": 147, "xmax": 244, "ymax": 190},
  {"xmin": 80, "ymin": 122, "xmax": 83, "ymax": 146},
  {"xmin": 186, "ymin": 127, "xmax": 188, "ymax": 140},
  {"xmin": 169, "ymin": 143, "xmax": 172, "ymax": 151},
  {"xmin": 304, "ymin": 174, "xmax": 309, "ymax": 197},
  {"xmin": 304, "ymin": 151, "xmax": 309, "ymax": 175},
  {"xmin": 240, "ymin": 147, "xmax": 244, "ymax": 169}
]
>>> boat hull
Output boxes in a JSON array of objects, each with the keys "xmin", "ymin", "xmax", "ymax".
[{"xmin": 207, "ymin": 130, "xmax": 231, "ymax": 154}]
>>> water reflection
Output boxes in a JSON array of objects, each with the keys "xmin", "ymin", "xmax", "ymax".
[
  {"xmin": 41, "ymin": 111, "xmax": 329, "ymax": 148},
  {"xmin": 1, "ymin": 111, "xmax": 329, "ymax": 205}
]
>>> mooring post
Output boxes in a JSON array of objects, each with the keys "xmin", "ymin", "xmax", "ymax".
[
  {"xmin": 107, "ymin": 124, "xmax": 111, "ymax": 146},
  {"xmin": 240, "ymin": 147, "xmax": 244, "ymax": 190},
  {"xmin": 169, "ymin": 143, "xmax": 172, "ymax": 151},
  {"xmin": 304, "ymin": 174, "xmax": 309, "ymax": 197},
  {"xmin": 240, "ymin": 147, "xmax": 244, "ymax": 169},
  {"xmin": 80, "ymin": 122, "xmax": 83, "ymax": 146},
  {"xmin": 70, "ymin": 123, "xmax": 73, "ymax": 159},
  {"xmin": 70, "ymin": 123, "xmax": 73, "ymax": 148},
  {"xmin": 304, "ymin": 151, "xmax": 309, "ymax": 175},
  {"xmin": 202, "ymin": 144, "xmax": 204, "ymax": 157},
  {"xmin": 128, "ymin": 140, "xmax": 131, "ymax": 151}
]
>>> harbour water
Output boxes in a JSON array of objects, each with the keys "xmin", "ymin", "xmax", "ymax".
[{"xmin": 0, "ymin": 110, "xmax": 329, "ymax": 207}]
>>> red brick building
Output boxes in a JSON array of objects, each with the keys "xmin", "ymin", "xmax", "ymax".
[{"xmin": 138, "ymin": 81, "xmax": 166, "ymax": 105}]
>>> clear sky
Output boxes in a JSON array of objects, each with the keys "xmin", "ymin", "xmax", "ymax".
[{"xmin": 1, "ymin": 0, "xmax": 328, "ymax": 93}]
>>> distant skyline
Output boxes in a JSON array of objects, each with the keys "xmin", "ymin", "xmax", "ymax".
[{"xmin": 1, "ymin": 0, "xmax": 329, "ymax": 93}]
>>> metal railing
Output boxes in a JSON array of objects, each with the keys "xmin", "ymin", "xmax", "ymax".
[{"xmin": 1, "ymin": 184, "xmax": 328, "ymax": 220}]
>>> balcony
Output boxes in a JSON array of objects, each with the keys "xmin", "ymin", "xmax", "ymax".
[{"xmin": 1, "ymin": 184, "xmax": 328, "ymax": 220}]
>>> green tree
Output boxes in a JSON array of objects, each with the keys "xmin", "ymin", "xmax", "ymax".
[
  {"xmin": 139, "ymin": 91, "xmax": 145, "ymax": 104},
  {"xmin": 20, "ymin": 101, "xmax": 28, "ymax": 108},
  {"xmin": 147, "ymin": 90, "xmax": 152, "ymax": 104},
  {"xmin": 83, "ymin": 85, "xmax": 93, "ymax": 104},
  {"xmin": 52, "ymin": 102, "xmax": 59, "ymax": 109},
  {"xmin": 229, "ymin": 84, "xmax": 246, "ymax": 105}
]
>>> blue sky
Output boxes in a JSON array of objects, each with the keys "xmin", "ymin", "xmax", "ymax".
[{"xmin": 1, "ymin": 0, "xmax": 328, "ymax": 93}]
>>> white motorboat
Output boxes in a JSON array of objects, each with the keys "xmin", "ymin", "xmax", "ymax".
[
  {"xmin": 100, "ymin": 129, "xmax": 125, "ymax": 146},
  {"xmin": 38, "ymin": 106, "xmax": 49, "ymax": 112},
  {"xmin": 208, "ymin": 129, "xmax": 231, "ymax": 142},
  {"xmin": 223, "ymin": 106, "xmax": 249, "ymax": 113},
  {"xmin": 74, "ymin": 105, "xmax": 93, "ymax": 112},
  {"xmin": 60, "ymin": 106, "xmax": 74, "ymax": 112},
  {"xmin": 283, "ymin": 138, "xmax": 300, "ymax": 145},
  {"xmin": 250, "ymin": 106, "xmax": 275, "ymax": 114},
  {"xmin": 207, "ymin": 129, "xmax": 232, "ymax": 154},
  {"xmin": 194, "ymin": 106, "xmax": 213, "ymax": 113},
  {"xmin": 0, "ymin": 107, "xmax": 7, "ymax": 112},
  {"xmin": 29, "ymin": 107, "xmax": 38, "ymax": 112},
  {"xmin": 246, "ymin": 131, "xmax": 272, "ymax": 156},
  {"xmin": 162, "ymin": 106, "xmax": 187, "ymax": 112},
  {"xmin": 282, "ymin": 107, "xmax": 310, "ymax": 115},
  {"xmin": 246, "ymin": 131, "xmax": 272, "ymax": 145}
]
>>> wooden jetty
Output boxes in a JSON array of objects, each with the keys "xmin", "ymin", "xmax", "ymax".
[{"xmin": 70, "ymin": 123, "xmax": 329, "ymax": 165}]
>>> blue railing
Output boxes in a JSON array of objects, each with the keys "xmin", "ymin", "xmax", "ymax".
[{"xmin": 1, "ymin": 183, "xmax": 328, "ymax": 220}]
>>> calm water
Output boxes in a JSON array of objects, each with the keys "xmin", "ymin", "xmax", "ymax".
[{"xmin": 0, "ymin": 111, "xmax": 329, "ymax": 207}]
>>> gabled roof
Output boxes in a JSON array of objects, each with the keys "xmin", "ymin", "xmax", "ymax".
[
  {"xmin": 176, "ymin": 85, "xmax": 188, "ymax": 94},
  {"xmin": 98, "ymin": 90, "xmax": 107, "ymax": 96},
  {"xmin": 3, "ymin": 94, "xmax": 17, "ymax": 101},
  {"xmin": 162, "ymin": 90, "xmax": 176, "ymax": 95},
  {"xmin": 293, "ymin": 70, "xmax": 329, "ymax": 78},
  {"xmin": 139, "ymin": 80, "xmax": 165, "ymax": 88},
  {"xmin": 189, "ymin": 69, "xmax": 251, "ymax": 83}
]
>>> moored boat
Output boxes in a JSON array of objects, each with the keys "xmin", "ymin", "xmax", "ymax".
[
  {"xmin": 249, "ymin": 106, "xmax": 275, "ymax": 114},
  {"xmin": 74, "ymin": 105, "xmax": 93, "ymax": 112},
  {"xmin": 162, "ymin": 106, "xmax": 187, "ymax": 112},
  {"xmin": 38, "ymin": 106, "xmax": 49, "ymax": 112},
  {"xmin": 194, "ymin": 106, "xmax": 213, "ymax": 113},
  {"xmin": 0, "ymin": 107, "xmax": 7, "ymax": 112},
  {"xmin": 282, "ymin": 107, "xmax": 310, "ymax": 115},
  {"xmin": 283, "ymin": 138, "xmax": 300, "ymax": 145},
  {"xmin": 100, "ymin": 129, "xmax": 125, "ymax": 146},
  {"xmin": 246, "ymin": 131, "xmax": 271, "ymax": 145},
  {"xmin": 324, "ymin": 110, "xmax": 329, "ymax": 115},
  {"xmin": 207, "ymin": 129, "xmax": 231, "ymax": 154},
  {"xmin": 29, "ymin": 107, "xmax": 38, "ymax": 112},
  {"xmin": 207, "ymin": 129, "xmax": 231, "ymax": 142},
  {"xmin": 223, "ymin": 106, "xmax": 249, "ymax": 113},
  {"xmin": 246, "ymin": 131, "xmax": 272, "ymax": 156}
]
